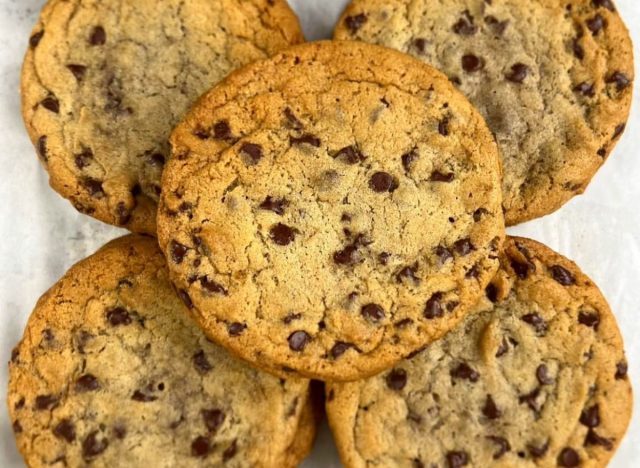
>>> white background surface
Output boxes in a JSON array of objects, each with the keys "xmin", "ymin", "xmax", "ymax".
[{"xmin": 0, "ymin": 0, "xmax": 638, "ymax": 466}]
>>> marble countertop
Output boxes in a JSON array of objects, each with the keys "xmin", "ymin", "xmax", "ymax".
[{"xmin": 0, "ymin": 1, "xmax": 638, "ymax": 466}]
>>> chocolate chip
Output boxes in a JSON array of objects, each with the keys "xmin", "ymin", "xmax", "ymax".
[
  {"xmin": 486, "ymin": 436, "xmax": 510, "ymax": 459},
  {"xmin": 401, "ymin": 149, "xmax": 418, "ymax": 171},
  {"xmin": 597, "ymin": 147, "xmax": 607, "ymax": 157},
  {"xmin": 386, "ymin": 368, "xmax": 407, "ymax": 390},
  {"xmin": 506, "ymin": 63, "xmax": 529, "ymax": 83},
  {"xmin": 369, "ymin": 172, "xmax": 398, "ymax": 193},
  {"xmin": 178, "ymin": 289, "xmax": 193, "ymax": 309},
  {"xmin": 41, "ymin": 96, "xmax": 60, "ymax": 113},
  {"xmin": 193, "ymin": 350, "xmax": 212, "ymax": 374},
  {"xmin": 240, "ymin": 143, "xmax": 263, "ymax": 165},
  {"xmin": 413, "ymin": 38, "xmax": 427, "ymax": 53},
  {"xmin": 424, "ymin": 292, "xmax": 444, "ymax": 319},
  {"xmin": 483, "ymin": 395, "xmax": 501, "ymax": 419},
  {"xmin": 290, "ymin": 134, "xmax": 321, "ymax": 147},
  {"xmin": 333, "ymin": 244, "xmax": 360, "ymax": 265},
  {"xmin": 453, "ymin": 11, "xmax": 477, "ymax": 35},
  {"xmin": 223, "ymin": 440, "xmax": 238, "ymax": 461},
  {"xmin": 558, "ymin": 448, "xmax": 580, "ymax": 467},
  {"xmin": 615, "ymin": 361, "xmax": 628, "ymax": 379},
  {"xmin": 67, "ymin": 64, "xmax": 87, "ymax": 82},
  {"xmin": 213, "ymin": 121, "xmax": 231, "ymax": 140},
  {"xmin": 586, "ymin": 15, "xmax": 605, "ymax": 35},
  {"xmin": 259, "ymin": 196, "xmax": 288, "ymax": 215},
  {"xmin": 361, "ymin": 303, "xmax": 385, "ymax": 322},
  {"xmin": 74, "ymin": 149, "xmax": 93, "ymax": 169},
  {"xmin": 83, "ymin": 178, "xmax": 104, "ymax": 197},
  {"xmin": 107, "ymin": 307, "xmax": 131, "ymax": 326},
  {"xmin": 228, "ymin": 322, "xmax": 246, "ymax": 336},
  {"xmin": 485, "ymin": 284, "xmax": 498, "ymax": 303},
  {"xmin": 12, "ymin": 420, "xmax": 22, "ymax": 433},
  {"xmin": 288, "ymin": 330, "xmax": 311, "ymax": 351},
  {"xmin": 485, "ymin": 16, "xmax": 509, "ymax": 35},
  {"xmin": 519, "ymin": 387, "xmax": 542, "ymax": 413},
  {"xmin": 202, "ymin": 409, "xmax": 225, "ymax": 433},
  {"xmin": 75, "ymin": 374, "xmax": 100, "ymax": 392},
  {"xmin": 191, "ymin": 436, "xmax": 210, "ymax": 457},
  {"xmin": 201, "ymin": 277, "xmax": 228, "ymax": 296},
  {"xmin": 330, "ymin": 342, "xmax": 353, "ymax": 359},
  {"xmin": 89, "ymin": 26, "xmax": 106, "ymax": 45},
  {"xmin": 131, "ymin": 390, "xmax": 157, "ymax": 402},
  {"xmin": 573, "ymin": 38, "xmax": 585, "ymax": 60},
  {"xmin": 612, "ymin": 123, "xmax": 626, "ymax": 140},
  {"xmin": 578, "ymin": 310, "xmax": 600, "ymax": 329},
  {"xmin": 334, "ymin": 145, "xmax": 366, "ymax": 164},
  {"xmin": 170, "ymin": 240, "xmax": 189, "ymax": 264},
  {"xmin": 580, "ymin": 404, "xmax": 600, "ymax": 427},
  {"xmin": 606, "ymin": 71, "xmax": 631, "ymax": 91},
  {"xmin": 14, "ymin": 397, "xmax": 24, "ymax": 410},
  {"xmin": 510, "ymin": 257, "xmax": 532, "ymax": 278},
  {"xmin": 30, "ymin": 31, "xmax": 44, "ymax": 48},
  {"xmin": 378, "ymin": 252, "xmax": 391, "ymax": 265},
  {"xmin": 593, "ymin": 0, "xmax": 615, "ymax": 11},
  {"xmin": 461, "ymin": 54, "xmax": 484, "ymax": 72},
  {"xmin": 396, "ymin": 264, "xmax": 419, "ymax": 284},
  {"xmin": 345, "ymin": 13, "xmax": 367, "ymax": 33},
  {"xmin": 53, "ymin": 419, "xmax": 76, "ymax": 443},
  {"xmin": 435, "ymin": 245, "xmax": 453, "ymax": 266},
  {"xmin": 284, "ymin": 108, "xmax": 302, "ymax": 130},
  {"xmin": 550, "ymin": 265, "xmax": 575, "ymax": 285},
  {"xmin": 453, "ymin": 238, "xmax": 474, "ymax": 256},
  {"xmin": 446, "ymin": 451, "xmax": 469, "ymax": 468},
  {"xmin": 82, "ymin": 431, "xmax": 108, "ymax": 459},
  {"xmin": 430, "ymin": 170, "xmax": 455, "ymax": 182},
  {"xmin": 37, "ymin": 135, "xmax": 48, "ymax": 161},
  {"xmin": 450, "ymin": 363, "xmax": 479, "ymax": 382},
  {"xmin": 270, "ymin": 223, "xmax": 296, "ymax": 246},
  {"xmin": 527, "ymin": 440, "xmax": 549, "ymax": 458},
  {"xmin": 574, "ymin": 81, "xmax": 595, "ymax": 97},
  {"xmin": 283, "ymin": 312, "xmax": 302, "ymax": 324},
  {"xmin": 521, "ymin": 313, "xmax": 547, "ymax": 335},
  {"xmin": 536, "ymin": 364, "xmax": 554, "ymax": 385},
  {"xmin": 585, "ymin": 429, "xmax": 613, "ymax": 449}
]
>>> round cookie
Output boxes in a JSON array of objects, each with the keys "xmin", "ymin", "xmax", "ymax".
[
  {"xmin": 335, "ymin": 0, "xmax": 634, "ymax": 225},
  {"xmin": 22, "ymin": 0, "xmax": 303, "ymax": 234},
  {"xmin": 7, "ymin": 235, "xmax": 316, "ymax": 467},
  {"xmin": 157, "ymin": 41, "xmax": 505, "ymax": 381},
  {"xmin": 326, "ymin": 236, "xmax": 632, "ymax": 468}
]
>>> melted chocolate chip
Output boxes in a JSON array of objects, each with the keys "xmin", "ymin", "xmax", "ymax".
[
  {"xmin": 107, "ymin": 307, "xmax": 131, "ymax": 326},
  {"xmin": 290, "ymin": 134, "xmax": 321, "ymax": 147},
  {"xmin": 485, "ymin": 16, "xmax": 509, "ymax": 35},
  {"xmin": 453, "ymin": 11, "xmax": 477, "ymax": 35},
  {"xmin": 89, "ymin": 26, "xmax": 106, "ymax": 45},
  {"xmin": 597, "ymin": 147, "xmax": 607, "ymax": 157},
  {"xmin": 213, "ymin": 121, "xmax": 231, "ymax": 140},
  {"xmin": 401, "ymin": 149, "xmax": 418, "ymax": 171},
  {"xmin": 431, "ymin": 170, "xmax": 455, "ymax": 182},
  {"xmin": 580, "ymin": 404, "xmax": 600, "ymax": 427},
  {"xmin": 201, "ymin": 277, "xmax": 228, "ymax": 296},
  {"xmin": 378, "ymin": 252, "xmax": 391, "ymax": 265},
  {"xmin": 585, "ymin": 429, "xmax": 613, "ymax": 449},
  {"xmin": 345, "ymin": 13, "xmax": 367, "ymax": 33},
  {"xmin": 521, "ymin": 313, "xmax": 547, "ymax": 335},
  {"xmin": 435, "ymin": 245, "xmax": 453, "ymax": 266},
  {"xmin": 223, "ymin": 440, "xmax": 238, "ymax": 461},
  {"xmin": 202, "ymin": 409, "xmax": 225, "ymax": 433},
  {"xmin": 67, "ymin": 64, "xmax": 87, "ymax": 82},
  {"xmin": 361, "ymin": 303, "xmax": 385, "ymax": 322},
  {"xmin": 593, "ymin": 0, "xmax": 615, "ymax": 12},
  {"xmin": 574, "ymin": 81, "xmax": 596, "ymax": 97},
  {"xmin": 506, "ymin": 63, "xmax": 529, "ymax": 83},
  {"xmin": 424, "ymin": 292, "xmax": 444, "ymax": 319},
  {"xmin": 396, "ymin": 264, "xmax": 420, "ymax": 284},
  {"xmin": 82, "ymin": 431, "xmax": 108, "ymax": 459},
  {"xmin": 193, "ymin": 350, "xmax": 212, "ymax": 374},
  {"xmin": 191, "ymin": 436, "xmax": 210, "ymax": 457},
  {"xmin": 386, "ymin": 368, "xmax": 407, "ymax": 390},
  {"xmin": 76, "ymin": 374, "xmax": 100, "ymax": 392},
  {"xmin": 335, "ymin": 145, "xmax": 366, "ymax": 164},
  {"xmin": 132, "ymin": 390, "xmax": 157, "ymax": 402},
  {"xmin": 35, "ymin": 394, "xmax": 59, "ymax": 410},
  {"xmin": 284, "ymin": 108, "xmax": 302, "ymax": 130},
  {"xmin": 615, "ymin": 361, "xmax": 628, "ymax": 379},
  {"xmin": 450, "ymin": 363, "xmax": 479, "ymax": 382},
  {"xmin": 53, "ymin": 419, "xmax": 76, "ymax": 443},
  {"xmin": 333, "ymin": 244, "xmax": 360, "ymax": 265},
  {"xmin": 288, "ymin": 330, "xmax": 311, "ymax": 351},
  {"xmin": 83, "ymin": 178, "xmax": 104, "ymax": 197},
  {"xmin": 240, "ymin": 143, "xmax": 263, "ymax": 165},
  {"xmin": 270, "ymin": 223, "xmax": 296, "ymax": 246},
  {"xmin": 613, "ymin": 123, "xmax": 626, "ymax": 140},
  {"xmin": 283, "ymin": 312, "xmax": 302, "ymax": 324},
  {"xmin": 37, "ymin": 135, "xmax": 48, "ymax": 161},
  {"xmin": 413, "ymin": 38, "xmax": 427, "ymax": 53},
  {"xmin": 586, "ymin": 14, "xmax": 605, "ymax": 35},
  {"xmin": 74, "ymin": 149, "xmax": 93, "ymax": 169},
  {"xmin": 558, "ymin": 448, "xmax": 580, "ymax": 467},
  {"xmin": 41, "ymin": 96, "xmax": 60, "ymax": 113},
  {"xmin": 578, "ymin": 310, "xmax": 600, "ymax": 329},
  {"xmin": 550, "ymin": 265, "xmax": 575, "ymax": 285},
  {"xmin": 369, "ymin": 172, "xmax": 398, "ymax": 193},
  {"xmin": 536, "ymin": 364, "xmax": 554, "ymax": 385},
  {"xmin": 573, "ymin": 38, "xmax": 585, "ymax": 59},
  {"xmin": 453, "ymin": 238, "xmax": 474, "ymax": 256},
  {"xmin": 461, "ymin": 54, "xmax": 484, "ymax": 72},
  {"xmin": 520, "ymin": 387, "xmax": 542, "ymax": 413},
  {"xmin": 486, "ymin": 284, "xmax": 498, "ymax": 303},
  {"xmin": 259, "ymin": 196, "xmax": 288, "ymax": 215},
  {"xmin": 606, "ymin": 71, "xmax": 631, "ymax": 91},
  {"xmin": 29, "ymin": 31, "xmax": 44, "ymax": 48},
  {"xmin": 330, "ymin": 342, "xmax": 353, "ymax": 359},
  {"xmin": 486, "ymin": 436, "xmax": 510, "ymax": 459},
  {"xmin": 227, "ymin": 322, "xmax": 246, "ymax": 337},
  {"xmin": 446, "ymin": 451, "xmax": 469, "ymax": 468},
  {"xmin": 178, "ymin": 289, "xmax": 193, "ymax": 309},
  {"xmin": 528, "ymin": 440, "xmax": 549, "ymax": 458},
  {"xmin": 483, "ymin": 395, "xmax": 501, "ymax": 419},
  {"xmin": 170, "ymin": 240, "xmax": 189, "ymax": 264}
]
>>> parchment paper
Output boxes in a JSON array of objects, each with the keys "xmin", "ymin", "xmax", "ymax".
[{"xmin": 0, "ymin": 1, "xmax": 638, "ymax": 466}]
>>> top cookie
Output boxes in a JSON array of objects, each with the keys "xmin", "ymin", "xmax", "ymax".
[
  {"xmin": 22, "ymin": 0, "xmax": 303, "ymax": 234},
  {"xmin": 335, "ymin": 0, "xmax": 634, "ymax": 225},
  {"xmin": 8, "ymin": 235, "xmax": 315, "ymax": 468},
  {"xmin": 326, "ymin": 237, "xmax": 632, "ymax": 468},
  {"xmin": 157, "ymin": 40, "xmax": 505, "ymax": 381}
]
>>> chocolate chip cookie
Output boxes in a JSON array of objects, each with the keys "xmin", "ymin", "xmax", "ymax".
[
  {"xmin": 22, "ymin": 0, "xmax": 303, "ymax": 234},
  {"xmin": 157, "ymin": 41, "xmax": 505, "ymax": 381},
  {"xmin": 326, "ymin": 237, "xmax": 632, "ymax": 467},
  {"xmin": 7, "ymin": 235, "xmax": 316, "ymax": 467},
  {"xmin": 335, "ymin": 0, "xmax": 634, "ymax": 225}
]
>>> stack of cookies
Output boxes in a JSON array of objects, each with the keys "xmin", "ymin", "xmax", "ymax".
[{"xmin": 8, "ymin": 1, "xmax": 634, "ymax": 467}]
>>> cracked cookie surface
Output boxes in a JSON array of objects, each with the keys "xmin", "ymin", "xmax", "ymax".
[
  {"xmin": 335, "ymin": 0, "xmax": 634, "ymax": 225},
  {"xmin": 22, "ymin": 0, "xmax": 303, "ymax": 234},
  {"xmin": 326, "ymin": 237, "xmax": 632, "ymax": 468},
  {"xmin": 157, "ymin": 41, "xmax": 505, "ymax": 381},
  {"xmin": 7, "ymin": 235, "xmax": 315, "ymax": 468}
]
